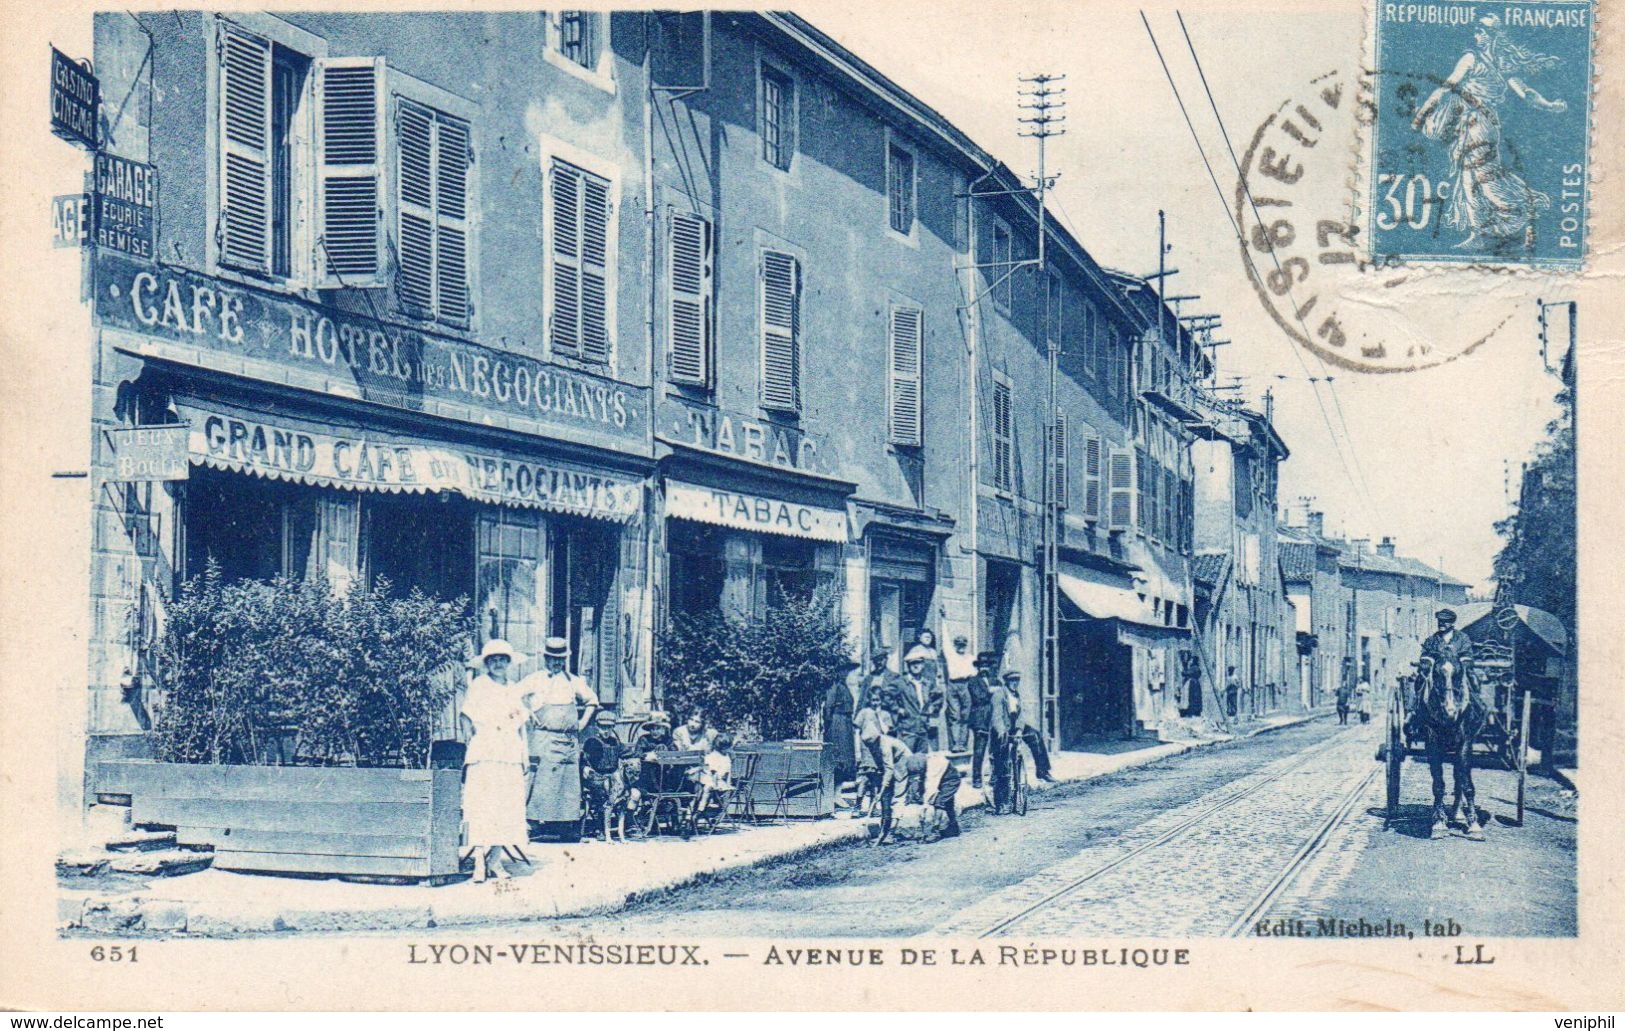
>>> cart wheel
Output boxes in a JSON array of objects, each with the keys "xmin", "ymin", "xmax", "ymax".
[
  {"xmin": 1385, "ymin": 701, "xmax": 1403, "ymax": 823},
  {"xmin": 1012, "ymin": 750, "xmax": 1029, "ymax": 817}
]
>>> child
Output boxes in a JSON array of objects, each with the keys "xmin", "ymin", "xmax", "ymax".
[
  {"xmin": 686, "ymin": 733, "xmax": 734, "ymax": 833},
  {"xmin": 853, "ymin": 702, "xmax": 893, "ymax": 817}
]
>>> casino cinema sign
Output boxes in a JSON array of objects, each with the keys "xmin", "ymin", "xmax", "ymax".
[{"xmin": 50, "ymin": 47, "xmax": 98, "ymax": 150}]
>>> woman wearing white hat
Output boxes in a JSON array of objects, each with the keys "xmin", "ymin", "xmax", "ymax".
[{"xmin": 459, "ymin": 639, "xmax": 531, "ymax": 882}]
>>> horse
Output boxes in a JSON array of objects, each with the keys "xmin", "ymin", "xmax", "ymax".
[{"xmin": 1416, "ymin": 654, "xmax": 1489, "ymax": 840}]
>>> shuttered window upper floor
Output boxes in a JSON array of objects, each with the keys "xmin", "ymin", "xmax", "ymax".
[{"xmin": 210, "ymin": 16, "xmax": 479, "ymax": 332}]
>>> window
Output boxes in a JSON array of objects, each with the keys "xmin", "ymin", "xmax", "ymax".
[
  {"xmin": 992, "ymin": 223, "xmax": 1013, "ymax": 315},
  {"xmin": 887, "ymin": 305, "xmax": 923, "ymax": 447},
  {"xmin": 1108, "ymin": 448, "xmax": 1135, "ymax": 531},
  {"xmin": 760, "ymin": 64, "xmax": 795, "ymax": 171},
  {"xmin": 315, "ymin": 58, "xmax": 385, "ymax": 288},
  {"xmin": 1048, "ymin": 412, "xmax": 1068, "ymax": 507},
  {"xmin": 1082, "ymin": 431, "xmax": 1103, "ymax": 521},
  {"xmin": 887, "ymin": 142, "xmax": 915, "ymax": 235},
  {"xmin": 396, "ymin": 98, "xmax": 471, "ymax": 327},
  {"xmin": 759, "ymin": 250, "xmax": 802, "ymax": 412},
  {"xmin": 992, "ymin": 379, "xmax": 1014, "ymax": 493},
  {"xmin": 556, "ymin": 11, "xmax": 601, "ymax": 70},
  {"xmin": 548, "ymin": 158, "xmax": 612, "ymax": 364},
  {"xmin": 667, "ymin": 209, "xmax": 714, "ymax": 387}
]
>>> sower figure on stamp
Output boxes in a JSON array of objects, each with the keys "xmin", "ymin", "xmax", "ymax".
[
  {"xmin": 942, "ymin": 634, "xmax": 978, "ymax": 753},
  {"xmin": 1418, "ymin": 608, "xmax": 1489, "ymax": 840},
  {"xmin": 522, "ymin": 637, "xmax": 598, "ymax": 840}
]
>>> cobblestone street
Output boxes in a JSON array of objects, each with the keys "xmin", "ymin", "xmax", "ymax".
[{"xmin": 390, "ymin": 717, "xmax": 1575, "ymax": 940}]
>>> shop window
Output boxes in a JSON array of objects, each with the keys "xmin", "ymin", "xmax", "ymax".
[
  {"xmin": 667, "ymin": 521, "xmax": 728, "ymax": 620},
  {"xmin": 180, "ymin": 468, "xmax": 357, "ymax": 589},
  {"xmin": 363, "ymin": 493, "xmax": 475, "ymax": 603},
  {"xmin": 759, "ymin": 535, "xmax": 819, "ymax": 607}
]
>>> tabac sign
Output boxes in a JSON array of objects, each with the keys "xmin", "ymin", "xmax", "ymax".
[
  {"xmin": 657, "ymin": 393, "xmax": 831, "ymax": 477},
  {"xmin": 51, "ymin": 48, "xmax": 98, "ymax": 149},
  {"xmin": 93, "ymin": 251, "xmax": 650, "ymax": 457},
  {"xmin": 665, "ymin": 480, "xmax": 847, "ymax": 543}
]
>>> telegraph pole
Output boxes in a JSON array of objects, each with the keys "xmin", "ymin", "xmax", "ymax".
[{"xmin": 1022, "ymin": 73, "xmax": 1066, "ymax": 747}]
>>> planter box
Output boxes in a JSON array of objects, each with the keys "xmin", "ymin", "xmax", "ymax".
[{"xmin": 96, "ymin": 761, "xmax": 462, "ymax": 880}]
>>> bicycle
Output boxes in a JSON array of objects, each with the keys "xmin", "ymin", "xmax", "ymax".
[{"xmin": 998, "ymin": 736, "xmax": 1029, "ymax": 817}]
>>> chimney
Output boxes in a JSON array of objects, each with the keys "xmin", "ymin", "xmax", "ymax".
[
  {"xmin": 1378, "ymin": 536, "xmax": 1397, "ymax": 558},
  {"xmin": 1308, "ymin": 511, "xmax": 1325, "ymax": 537},
  {"xmin": 1350, "ymin": 538, "xmax": 1369, "ymax": 554}
]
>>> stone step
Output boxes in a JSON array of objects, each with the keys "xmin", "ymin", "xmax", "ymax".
[
  {"xmin": 57, "ymin": 848, "xmax": 112, "ymax": 878},
  {"xmin": 106, "ymin": 829, "xmax": 177, "ymax": 853},
  {"xmin": 107, "ymin": 849, "xmax": 214, "ymax": 878}
]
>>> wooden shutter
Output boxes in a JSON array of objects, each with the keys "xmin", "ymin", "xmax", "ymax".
[
  {"xmin": 760, "ymin": 250, "xmax": 801, "ymax": 412},
  {"xmin": 396, "ymin": 99, "xmax": 436, "ymax": 315},
  {"xmin": 668, "ymin": 209, "xmax": 714, "ymax": 386},
  {"xmin": 888, "ymin": 306, "xmax": 923, "ymax": 447},
  {"xmin": 1083, "ymin": 431, "xmax": 1103, "ymax": 521},
  {"xmin": 1163, "ymin": 466, "xmax": 1177, "ymax": 543},
  {"xmin": 435, "ymin": 114, "xmax": 473, "ymax": 327},
  {"xmin": 314, "ymin": 58, "xmax": 384, "ymax": 287},
  {"xmin": 1108, "ymin": 448, "xmax": 1135, "ymax": 531},
  {"xmin": 1048, "ymin": 413, "xmax": 1068, "ymax": 506},
  {"xmin": 550, "ymin": 160, "xmax": 610, "ymax": 363},
  {"xmin": 992, "ymin": 380, "xmax": 1013, "ymax": 492},
  {"xmin": 218, "ymin": 23, "xmax": 273, "ymax": 274}
]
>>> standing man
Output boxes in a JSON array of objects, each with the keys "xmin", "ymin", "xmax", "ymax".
[
  {"xmin": 966, "ymin": 651, "xmax": 997, "ymax": 789},
  {"xmin": 884, "ymin": 646, "xmax": 943, "ymax": 754},
  {"xmin": 986, "ymin": 667, "xmax": 1020, "ymax": 813},
  {"xmin": 521, "ymin": 637, "xmax": 598, "ymax": 839},
  {"xmin": 942, "ymin": 634, "xmax": 977, "ymax": 753},
  {"xmin": 858, "ymin": 651, "xmax": 891, "ymax": 711},
  {"xmin": 1004, "ymin": 669, "xmax": 1056, "ymax": 783}
]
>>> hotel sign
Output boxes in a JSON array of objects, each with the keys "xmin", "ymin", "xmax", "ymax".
[
  {"xmin": 93, "ymin": 251, "xmax": 649, "ymax": 457},
  {"xmin": 657, "ymin": 394, "xmax": 831, "ymax": 477},
  {"xmin": 51, "ymin": 47, "xmax": 98, "ymax": 150},
  {"xmin": 665, "ymin": 480, "xmax": 847, "ymax": 543}
]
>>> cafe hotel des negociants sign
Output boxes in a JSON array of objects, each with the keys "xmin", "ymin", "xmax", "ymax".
[{"xmin": 93, "ymin": 251, "xmax": 649, "ymax": 457}]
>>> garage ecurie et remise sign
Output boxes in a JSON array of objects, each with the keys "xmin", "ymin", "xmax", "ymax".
[{"xmin": 93, "ymin": 153, "xmax": 157, "ymax": 259}]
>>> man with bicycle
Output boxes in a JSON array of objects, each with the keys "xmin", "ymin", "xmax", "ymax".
[{"xmin": 990, "ymin": 669, "xmax": 1056, "ymax": 813}]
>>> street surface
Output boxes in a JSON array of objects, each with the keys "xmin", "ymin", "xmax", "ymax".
[{"xmin": 401, "ymin": 717, "xmax": 1575, "ymax": 939}]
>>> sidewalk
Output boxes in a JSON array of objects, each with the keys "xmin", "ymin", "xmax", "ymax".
[{"xmin": 61, "ymin": 712, "xmax": 1324, "ymax": 936}]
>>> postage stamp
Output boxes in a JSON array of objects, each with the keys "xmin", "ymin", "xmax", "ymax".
[{"xmin": 1368, "ymin": 0, "xmax": 1594, "ymax": 267}]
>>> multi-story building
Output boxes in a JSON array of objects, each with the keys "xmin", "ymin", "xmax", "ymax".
[
  {"xmin": 1279, "ymin": 515, "xmax": 1347, "ymax": 710},
  {"xmin": 84, "ymin": 11, "xmax": 660, "ymax": 780},
  {"xmin": 1191, "ymin": 399, "xmax": 1292, "ymax": 718}
]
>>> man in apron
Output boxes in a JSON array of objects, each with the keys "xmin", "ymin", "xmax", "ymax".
[{"xmin": 522, "ymin": 637, "xmax": 599, "ymax": 837}]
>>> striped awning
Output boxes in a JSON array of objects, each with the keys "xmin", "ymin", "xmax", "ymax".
[{"xmin": 175, "ymin": 399, "xmax": 642, "ymax": 522}]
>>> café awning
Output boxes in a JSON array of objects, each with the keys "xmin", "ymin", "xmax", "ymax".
[
  {"xmin": 1058, "ymin": 570, "xmax": 1161, "ymax": 628},
  {"xmin": 175, "ymin": 400, "xmax": 642, "ymax": 522}
]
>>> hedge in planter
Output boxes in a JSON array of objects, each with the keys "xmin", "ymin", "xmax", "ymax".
[{"xmin": 155, "ymin": 562, "xmax": 473, "ymax": 769}]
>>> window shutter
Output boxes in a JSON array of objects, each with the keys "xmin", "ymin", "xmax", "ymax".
[
  {"xmin": 760, "ymin": 250, "xmax": 801, "ymax": 412},
  {"xmin": 313, "ymin": 58, "xmax": 385, "ymax": 288},
  {"xmin": 1083, "ymin": 432, "xmax": 1103, "ymax": 520},
  {"xmin": 396, "ymin": 99, "xmax": 435, "ymax": 316},
  {"xmin": 550, "ymin": 160, "xmax": 610, "ymax": 363},
  {"xmin": 668, "ymin": 209, "xmax": 713, "ymax": 386},
  {"xmin": 435, "ymin": 114, "xmax": 473, "ymax": 328},
  {"xmin": 888, "ymin": 306, "xmax": 923, "ymax": 447},
  {"xmin": 1048, "ymin": 413, "xmax": 1068, "ymax": 506},
  {"xmin": 1163, "ymin": 466, "xmax": 1177, "ymax": 543},
  {"xmin": 992, "ymin": 380, "xmax": 1013, "ymax": 492},
  {"xmin": 218, "ymin": 23, "xmax": 273, "ymax": 274},
  {"xmin": 1108, "ymin": 448, "xmax": 1134, "ymax": 531}
]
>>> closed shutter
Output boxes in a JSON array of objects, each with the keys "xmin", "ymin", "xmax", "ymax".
[
  {"xmin": 1108, "ymin": 448, "xmax": 1135, "ymax": 531},
  {"xmin": 992, "ymin": 380, "xmax": 1013, "ymax": 492},
  {"xmin": 550, "ymin": 160, "xmax": 611, "ymax": 363},
  {"xmin": 760, "ymin": 250, "xmax": 801, "ymax": 412},
  {"xmin": 888, "ymin": 305, "xmax": 923, "ymax": 447},
  {"xmin": 667, "ymin": 209, "xmax": 713, "ymax": 386},
  {"xmin": 1048, "ymin": 413, "xmax": 1068, "ymax": 507},
  {"xmin": 218, "ymin": 23, "xmax": 273, "ymax": 274},
  {"xmin": 396, "ymin": 100, "xmax": 473, "ymax": 327},
  {"xmin": 1163, "ymin": 467, "xmax": 1177, "ymax": 543},
  {"xmin": 314, "ymin": 58, "xmax": 385, "ymax": 288},
  {"xmin": 396, "ymin": 100, "xmax": 435, "ymax": 315},
  {"xmin": 435, "ymin": 116, "xmax": 472, "ymax": 328},
  {"xmin": 1083, "ymin": 431, "xmax": 1103, "ymax": 520}
]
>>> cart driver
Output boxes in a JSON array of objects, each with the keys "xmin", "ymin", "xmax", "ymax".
[{"xmin": 1418, "ymin": 609, "xmax": 1483, "ymax": 717}]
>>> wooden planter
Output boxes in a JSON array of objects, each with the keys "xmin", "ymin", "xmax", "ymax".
[{"xmin": 96, "ymin": 761, "xmax": 463, "ymax": 880}]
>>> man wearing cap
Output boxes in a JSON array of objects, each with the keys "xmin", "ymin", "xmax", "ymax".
[
  {"xmin": 942, "ymin": 634, "xmax": 978, "ymax": 753},
  {"xmin": 520, "ymin": 637, "xmax": 599, "ymax": 837},
  {"xmin": 966, "ymin": 651, "xmax": 998, "ymax": 789},
  {"xmin": 1418, "ymin": 609, "xmax": 1480, "ymax": 727},
  {"xmin": 986, "ymin": 667, "xmax": 1020, "ymax": 813},
  {"xmin": 883, "ymin": 646, "xmax": 943, "ymax": 754},
  {"xmin": 1004, "ymin": 670, "xmax": 1057, "ymax": 783}
]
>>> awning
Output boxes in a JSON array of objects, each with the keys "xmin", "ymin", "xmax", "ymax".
[
  {"xmin": 175, "ymin": 400, "xmax": 642, "ymax": 522},
  {"xmin": 665, "ymin": 479, "xmax": 848, "ymax": 543},
  {"xmin": 1058, "ymin": 570, "xmax": 1159, "ymax": 627}
]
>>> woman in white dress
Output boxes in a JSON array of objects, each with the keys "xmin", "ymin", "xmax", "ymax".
[{"xmin": 460, "ymin": 639, "xmax": 531, "ymax": 882}]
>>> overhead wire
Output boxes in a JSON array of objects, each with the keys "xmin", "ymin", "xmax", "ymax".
[{"xmin": 1138, "ymin": 11, "xmax": 1373, "ymax": 523}]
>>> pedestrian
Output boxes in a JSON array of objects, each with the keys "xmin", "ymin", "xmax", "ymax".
[
  {"xmin": 520, "ymin": 637, "xmax": 599, "ymax": 839},
  {"xmin": 460, "ymin": 639, "xmax": 531, "ymax": 882},
  {"xmin": 883, "ymin": 646, "xmax": 943, "ymax": 754},
  {"xmin": 1004, "ymin": 669, "xmax": 1056, "ymax": 783},
  {"xmin": 986, "ymin": 667, "xmax": 1020, "ymax": 813},
  {"xmin": 873, "ymin": 727, "xmax": 914, "ymax": 845},
  {"xmin": 1336, "ymin": 680, "xmax": 1352, "ymax": 725},
  {"xmin": 902, "ymin": 749, "xmax": 963, "ymax": 840},
  {"xmin": 1356, "ymin": 679, "xmax": 1373, "ymax": 724},
  {"xmin": 673, "ymin": 710, "xmax": 714, "ymax": 752},
  {"xmin": 820, "ymin": 677, "xmax": 857, "ymax": 787},
  {"xmin": 1225, "ymin": 666, "xmax": 1241, "ymax": 720},
  {"xmin": 942, "ymin": 633, "xmax": 978, "ymax": 752},
  {"xmin": 966, "ymin": 651, "xmax": 997, "ymax": 789},
  {"xmin": 853, "ymin": 693, "xmax": 892, "ymax": 815}
]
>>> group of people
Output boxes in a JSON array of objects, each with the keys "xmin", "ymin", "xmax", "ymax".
[
  {"xmin": 824, "ymin": 630, "xmax": 1056, "ymax": 845},
  {"xmin": 1336, "ymin": 677, "xmax": 1374, "ymax": 726}
]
